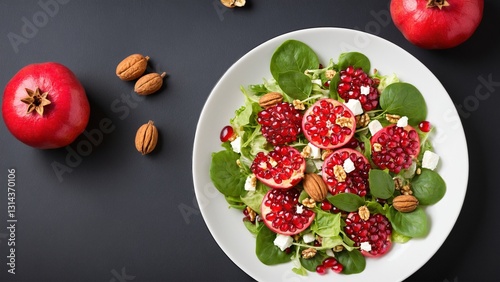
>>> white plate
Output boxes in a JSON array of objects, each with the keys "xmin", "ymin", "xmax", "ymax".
[{"xmin": 192, "ymin": 27, "xmax": 468, "ymax": 282}]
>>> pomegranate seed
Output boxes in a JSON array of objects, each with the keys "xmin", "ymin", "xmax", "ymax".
[
  {"xmin": 320, "ymin": 200, "xmax": 333, "ymax": 211},
  {"xmin": 316, "ymin": 264, "xmax": 327, "ymax": 275},
  {"xmin": 322, "ymin": 257, "xmax": 337, "ymax": 268},
  {"xmin": 418, "ymin": 120, "xmax": 431, "ymax": 132},
  {"xmin": 219, "ymin": 125, "xmax": 234, "ymax": 142},
  {"xmin": 331, "ymin": 263, "xmax": 343, "ymax": 273}
]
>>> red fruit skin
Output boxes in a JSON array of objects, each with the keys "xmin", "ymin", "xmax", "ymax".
[
  {"xmin": 390, "ymin": 0, "xmax": 484, "ymax": 49},
  {"xmin": 2, "ymin": 62, "xmax": 90, "ymax": 149}
]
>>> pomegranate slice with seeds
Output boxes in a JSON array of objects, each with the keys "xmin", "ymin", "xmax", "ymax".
[
  {"xmin": 322, "ymin": 148, "xmax": 370, "ymax": 197},
  {"xmin": 302, "ymin": 98, "xmax": 356, "ymax": 150},
  {"xmin": 257, "ymin": 102, "xmax": 302, "ymax": 146},
  {"xmin": 337, "ymin": 66, "xmax": 380, "ymax": 111},
  {"xmin": 370, "ymin": 124, "xmax": 421, "ymax": 174},
  {"xmin": 260, "ymin": 187, "xmax": 315, "ymax": 235},
  {"xmin": 250, "ymin": 146, "xmax": 305, "ymax": 189},
  {"xmin": 344, "ymin": 211, "xmax": 392, "ymax": 257}
]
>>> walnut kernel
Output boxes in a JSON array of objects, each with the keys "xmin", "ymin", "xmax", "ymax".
[
  {"xmin": 301, "ymin": 198, "xmax": 316, "ymax": 209},
  {"xmin": 293, "ymin": 99, "xmax": 305, "ymax": 110},
  {"xmin": 301, "ymin": 248, "xmax": 317, "ymax": 259},
  {"xmin": 358, "ymin": 205, "xmax": 370, "ymax": 221},
  {"xmin": 333, "ymin": 165, "xmax": 347, "ymax": 182},
  {"xmin": 385, "ymin": 113, "xmax": 401, "ymax": 123}
]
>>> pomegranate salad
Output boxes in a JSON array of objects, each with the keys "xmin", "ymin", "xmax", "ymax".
[{"xmin": 210, "ymin": 40, "xmax": 446, "ymax": 276}]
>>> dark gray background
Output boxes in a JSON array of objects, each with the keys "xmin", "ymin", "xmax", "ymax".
[{"xmin": 0, "ymin": 1, "xmax": 498, "ymax": 281}]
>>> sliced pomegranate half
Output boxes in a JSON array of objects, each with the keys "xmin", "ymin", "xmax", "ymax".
[
  {"xmin": 322, "ymin": 148, "xmax": 370, "ymax": 197},
  {"xmin": 344, "ymin": 210, "xmax": 392, "ymax": 257},
  {"xmin": 257, "ymin": 102, "xmax": 302, "ymax": 146},
  {"xmin": 302, "ymin": 98, "xmax": 356, "ymax": 149},
  {"xmin": 250, "ymin": 146, "xmax": 305, "ymax": 189},
  {"xmin": 370, "ymin": 124, "xmax": 420, "ymax": 174},
  {"xmin": 261, "ymin": 187, "xmax": 315, "ymax": 235},
  {"xmin": 337, "ymin": 66, "xmax": 380, "ymax": 111}
]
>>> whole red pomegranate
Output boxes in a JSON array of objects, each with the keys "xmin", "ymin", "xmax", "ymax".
[
  {"xmin": 390, "ymin": 0, "xmax": 484, "ymax": 49},
  {"xmin": 2, "ymin": 62, "xmax": 90, "ymax": 149}
]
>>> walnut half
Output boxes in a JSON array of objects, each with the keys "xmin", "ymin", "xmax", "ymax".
[
  {"xmin": 221, "ymin": 0, "xmax": 246, "ymax": 8},
  {"xmin": 301, "ymin": 248, "xmax": 317, "ymax": 259}
]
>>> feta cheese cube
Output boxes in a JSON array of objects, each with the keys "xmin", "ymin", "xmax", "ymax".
[
  {"xmin": 368, "ymin": 120, "xmax": 383, "ymax": 135},
  {"xmin": 230, "ymin": 136, "xmax": 241, "ymax": 154},
  {"xmin": 307, "ymin": 143, "xmax": 322, "ymax": 159},
  {"xmin": 360, "ymin": 241, "xmax": 372, "ymax": 252},
  {"xmin": 244, "ymin": 174, "xmax": 256, "ymax": 191},
  {"xmin": 360, "ymin": 85, "xmax": 370, "ymax": 95},
  {"xmin": 325, "ymin": 249, "xmax": 335, "ymax": 257},
  {"xmin": 296, "ymin": 204, "xmax": 304, "ymax": 214},
  {"xmin": 422, "ymin": 150, "xmax": 440, "ymax": 170},
  {"xmin": 302, "ymin": 232, "xmax": 315, "ymax": 244},
  {"xmin": 344, "ymin": 99, "xmax": 363, "ymax": 115},
  {"xmin": 343, "ymin": 158, "xmax": 355, "ymax": 173},
  {"xmin": 397, "ymin": 116, "xmax": 408, "ymax": 127},
  {"xmin": 274, "ymin": 234, "xmax": 293, "ymax": 251}
]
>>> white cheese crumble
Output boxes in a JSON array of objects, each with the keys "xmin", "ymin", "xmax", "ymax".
[
  {"xmin": 312, "ymin": 79, "xmax": 323, "ymax": 86},
  {"xmin": 244, "ymin": 174, "xmax": 256, "ymax": 191},
  {"xmin": 343, "ymin": 158, "xmax": 355, "ymax": 173},
  {"xmin": 360, "ymin": 85, "xmax": 370, "ymax": 95},
  {"xmin": 360, "ymin": 241, "xmax": 372, "ymax": 252},
  {"xmin": 307, "ymin": 143, "xmax": 322, "ymax": 159},
  {"xmin": 296, "ymin": 204, "xmax": 304, "ymax": 214},
  {"xmin": 302, "ymin": 232, "xmax": 315, "ymax": 244},
  {"xmin": 274, "ymin": 234, "xmax": 293, "ymax": 251},
  {"xmin": 344, "ymin": 99, "xmax": 363, "ymax": 115},
  {"xmin": 368, "ymin": 120, "xmax": 383, "ymax": 136},
  {"xmin": 422, "ymin": 150, "xmax": 440, "ymax": 170},
  {"xmin": 230, "ymin": 136, "xmax": 241, "ymax": 154},
  {"xmin": 325, "ymin": 248, "xmax": 335, "ymax": 257},
  {"xmin": 397, "ymin": 116, "xmax": 408, "ymax": 127}
]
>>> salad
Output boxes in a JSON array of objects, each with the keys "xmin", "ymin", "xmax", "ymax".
[{"xmin": 209, "ymin": 39, "xmax": 446, "ymax": 276}]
